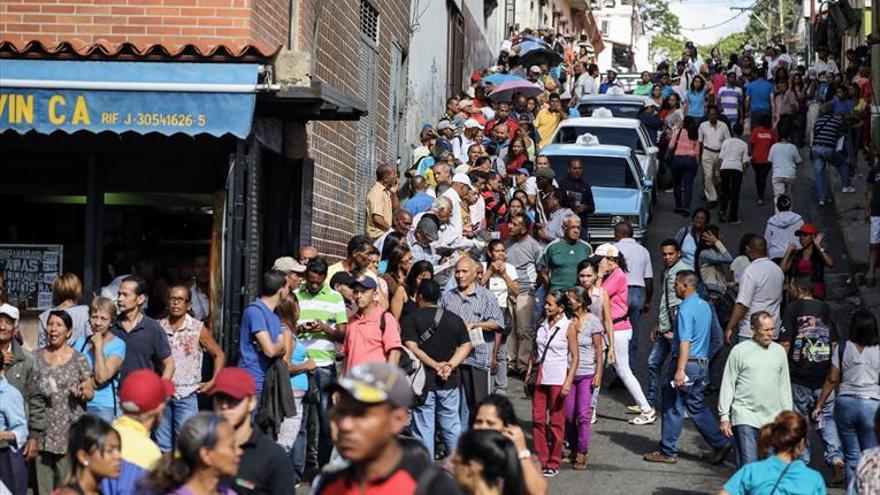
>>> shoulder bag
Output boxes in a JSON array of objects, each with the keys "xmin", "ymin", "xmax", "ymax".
[
  {"xmin": 524, "ymin": 324, "xmax": 562, "ymax": 397},
  {"xmin": 664, "ymin": 128, "xmax": 683, "ymax": 163}
]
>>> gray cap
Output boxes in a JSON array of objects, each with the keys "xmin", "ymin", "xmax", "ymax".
[
  {"xmin": 534, "ymin": 167, "xmax": 555, "ymax": 179},
  {"xmin": 416, "ymin": 215, "xmax": 440, "ymax": 242},
  {"xmin": 326, "ymin": 363, "xmax": 413, "ymax": 408}
]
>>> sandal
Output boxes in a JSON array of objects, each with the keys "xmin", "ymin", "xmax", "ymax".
[
  {"xmin": 629, "ymin": 409, "xmax": 657, "ymax": 426},
  {"xmin": 573, "ymin": 453, "xmax": 588, "ymax": 470}
]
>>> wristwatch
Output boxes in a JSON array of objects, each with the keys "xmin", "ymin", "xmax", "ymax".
[{"xmin": 518, "ymin": 449, "xmax": 531, "ymax": 460}]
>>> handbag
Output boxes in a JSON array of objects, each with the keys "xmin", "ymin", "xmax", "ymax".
[
  {"xmin": 663, "ymin": 128, "xmax": 683, "ymax": 163},
  {"xmin": 524, "ymin": 324, "xmax": 562, "ymax": 397}
]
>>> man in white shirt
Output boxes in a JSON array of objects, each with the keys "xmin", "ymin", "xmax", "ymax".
[
  {"xmin": 441, "ymin": 174, "xmax": 471, "ymax": 240},
  {"xmin": 814, "ymin": 46, "xmax": 839, "ymax": 83},
  {"xmin": 452, "ymin": 119, "xmax": 483, "ymax": 164},
  {"xmin": 613, "ymin": 222, "xmax": 653, "ymax": 369},
  {"xmin": 724, "ymin": 236, "xmax": 785, "ymax": 345},
  {"xmin": 573, "ymin": 62, "xmax": 599, "ymax": 99},
  {"xmin": 698, "ymin": 106, "xmax": 731, "ymax": 208}
]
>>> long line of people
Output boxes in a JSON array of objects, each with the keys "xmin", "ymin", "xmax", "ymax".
[{"xmin": 1, "ymin": 26, "xmax": 880, "ymax": 495}]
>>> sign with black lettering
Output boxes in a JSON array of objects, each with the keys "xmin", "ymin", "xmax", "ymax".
[{"xmin": 0, "ymin": 244, "xmax": 63, "ymax": 310}]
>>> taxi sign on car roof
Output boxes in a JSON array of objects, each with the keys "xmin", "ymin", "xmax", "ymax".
[
  {"xmin": 575, "ymin": 133, "xmax": 601, "ymax": 146},
  {"xmin": 591, "ymin": 107, "xmax": 614, "ymax": 118}
]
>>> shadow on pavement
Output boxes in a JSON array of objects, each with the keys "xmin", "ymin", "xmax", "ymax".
[{"xmin": 603, "ymin": 430, "xmax": 657, "ymax": 456}]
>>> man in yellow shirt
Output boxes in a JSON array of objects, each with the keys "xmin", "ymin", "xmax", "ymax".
[
  {"xmin": 365, "ymin": 163, "xmax": 400, "ymax": 240},
  {"xmin": 102, "ymin": 369, "xmax": 172, "ymax": 494},
  {"xmin": 534, "ymin": 93, "xmax": 566, "ymax": 148}
]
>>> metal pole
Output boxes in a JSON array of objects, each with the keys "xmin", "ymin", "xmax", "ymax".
[{"xmin": 872, "ymin": 2, "xmax": 880, "ymax": 165}]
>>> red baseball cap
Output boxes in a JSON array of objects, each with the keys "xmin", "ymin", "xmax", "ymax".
[
  {"xmin": 208, "ymin": 367, "xmax": 256, "ymax": 400},
  {"xmin": 119, "ymin": 370, "xmax": 174, "ymax": 414},
  {"xmin": 470, "ymin": 71, "xmax": 483, "ymax": 83},
  {"xmin": 795, "ymin": 223, "xmax": 818, "ymax": 236}
]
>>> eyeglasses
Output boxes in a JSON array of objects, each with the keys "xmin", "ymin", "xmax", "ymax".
[{"xmin": 169, "ymin": 296, "xmax": 190, "ymax": 304}]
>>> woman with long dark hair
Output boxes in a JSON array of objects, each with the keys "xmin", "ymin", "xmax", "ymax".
[
  {"xmin": 453, "ymin": 429, "xmax": 527, "ymax": 495},
  {"xmin": 527, "ymin": 290, "xmax": 578, "ymax": 477},
  {"xmin": 578, "ymin": 259, "xmax": 614, "ymax": 425},
  {"xmin": 277, "ymin": 294, "xmax": 312, "ymax": 485},
  {"xmin": 380, "ymin": 244, "xmax": 413, "ymax": 298},
  {"xmin": 390, "ymin": 260, "xmax": 433, "ymax": 319},
  {"xmin": 141, "ymin": 413, "xmax": 242, "ymax": 495},
  {"xmin": 720, "ymin": 411, "xmax": 825, "ymax": 494},
  {"xmin": 668, "ymin": 117, "xmax": 701, "ymax": 216},
  {"xmin": 52, "ymin": 415, "xmax": 121, "ymax": 495},
  {"xmin": 815, "ymin": 309, "xmax": 880, "ymax": 483},
  {"xmin": 684, "ymin": 75, "xmax": 709, "ymax": 120},
  {"xmin": 780, "ymin": 224, "xmax": 834, "ymax": 300},
  {"xmin": 505, "ymin": 137, "xmax": 529, "ymax": 174}
]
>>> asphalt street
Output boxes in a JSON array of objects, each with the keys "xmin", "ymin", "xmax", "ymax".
[{"xmin": 506, "ymin": 148, "xmax": 856, "ymax": 495}]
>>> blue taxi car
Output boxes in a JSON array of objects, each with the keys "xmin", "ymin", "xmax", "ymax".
[{"xmin": 541, "ymin": 136, "xmax": 652, "ymax": 242}]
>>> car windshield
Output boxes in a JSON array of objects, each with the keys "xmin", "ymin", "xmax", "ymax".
[
  {"xmin": 577, "ymin": 103, "xmax": 642, "ymax": 119},
  {"xmin": 546, "ymin": 155, "xmax": 637, "ymax": 188},
  {"xmin": 554, "ymin": 126, "xmax": 640, "ymax": 150}
]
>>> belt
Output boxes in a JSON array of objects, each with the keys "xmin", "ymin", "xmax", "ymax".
[
  {"xmin": 628, "ymin": 285, "xmax": 645, "ymax": 289},
  {"xmin": 687, "ymin": 357, "xmax": 709, "ymax": 364},
  {"xmin": 704, "ymin": 147, "xmax": 721, "ymax": 153},
  {"xmin": 612, "ymin": 316, "xmax": 629, "ymax": 324}
]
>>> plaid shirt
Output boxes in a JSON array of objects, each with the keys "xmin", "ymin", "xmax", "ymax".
[{"xmin": 441, "ymin": 285, "xmax": 504, "ymax": 370}]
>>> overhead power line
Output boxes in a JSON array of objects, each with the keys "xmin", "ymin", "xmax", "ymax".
[{"xmin": 678, "ymin": 1, "xmax": 758, "ymax": 31}]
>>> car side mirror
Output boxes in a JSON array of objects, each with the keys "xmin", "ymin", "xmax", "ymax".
[
  {"xmin": 647, "ymin": 146, "xmax": 659, "ymax": 155},
  {"xmin": 643, "ymin": 179, "xmax": 654, "ymax": 189}
]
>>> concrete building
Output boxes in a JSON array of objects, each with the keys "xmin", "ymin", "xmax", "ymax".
[{"xmin": 590, "ymin": 0, "xmax": 649, "ymax": 72}]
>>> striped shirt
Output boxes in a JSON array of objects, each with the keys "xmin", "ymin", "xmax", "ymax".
[
  {"xmin": 716, "ymin": 86, "xmax": 743, "ymax": 119},
  {"xmin": 295, "ymin": 286, "xmax": 349, "ymax": 367},
  {"xmin": 812, "ymin": 115, "xmax": 845, "ymax": 148},
  {"xmin": 441, "ymin": 285, "xmax": 504, "ymax": 370}
]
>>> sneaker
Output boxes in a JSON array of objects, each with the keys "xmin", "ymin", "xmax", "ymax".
[
  {"xmin": 757, "ymin": 199, "xmax": 764, "ymax": 205},
  {"xmin": 542, "ymin": 468, "xmax": 559, "ymax": 477},
  {"xmin": 629, "ymin": 409, "xmax": 657, "ymax": 425},
  {"xmin": 729, "ymin": 220, "xmax": 742, "ymax": 225},
  {"xmin": 643, "ymin": 451, "xmax": 677, "ymax": 463},
  {"xmin": 625, "ymin": 405, "xmax": 642, "ymax": 414},
  {"xmin": 590, "ymin": 408, "xmax": 598, "ymax": 425},
  {"xmin": 841, "ymin": 186, "xmax": 856, "ymax": 193},
  {"xmin": 708, "ymin": 444, "xmax": 733, "ymax": 465},
  {"xmin": 819, "ymin": 200, "xmax": 827, "ymax": 206},
  {"xmin": 831, "ymin": 459, "xmax": 846, "ymax": 486}
]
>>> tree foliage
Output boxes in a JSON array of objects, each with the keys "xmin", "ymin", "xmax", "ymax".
[
  {"xmin": 698, "ymin": 32, "xmax": 747, "ymax": 58},
  {"xmin": 638, "ymin": 0, "xmax": 682, "ymax": 38},
  {"xmin": 743, "ymin": 0, "xmax": 801, "ymax": 47}
]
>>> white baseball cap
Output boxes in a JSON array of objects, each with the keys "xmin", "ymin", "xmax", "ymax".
[
  {"xmin": 593, "ymin": 243, "xmax": 621, "ymax": 258},
  {"xmin": 464, "ymin": 118, "xmax": 484, "ymax": 130},
  {"xmin": 452, "ymin": 173, "xmax": 473, "ymax": 188},
  {"xmin": 0, "ymin": 303, "xmax": 19, "ymax": 324}
]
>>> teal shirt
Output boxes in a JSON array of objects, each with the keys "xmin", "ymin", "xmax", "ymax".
[
  {"xmin": 723, "ymin": 456, "xmax": 826, "ymax": 495},
  {"xmin": 718, "ymin": 339, "xmax": 792, "ymax": 428},
  {"xmin": 538, "ymin": 238, "xmax": 593, "ymax": 291},
  {"xmin": 288, "ymin": 339, "xmax": 309, "ymax": 391},
  {"xmin": 73, "ymin": 335, "xmax": 126, "ymax": 410}
]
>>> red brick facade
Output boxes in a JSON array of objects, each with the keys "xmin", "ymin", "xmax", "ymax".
[
  {"xmin": 0, "ymin": 0, "xmax": 288, "ymax": 50},
  {"xmin": 296, "ymin": 0, "xmax": 410, "ymax": 257}
]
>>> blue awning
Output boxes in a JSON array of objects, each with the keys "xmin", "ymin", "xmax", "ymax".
[{"xmin": 0, "ymin": 60, "xmax": 259, "ymax": 138}]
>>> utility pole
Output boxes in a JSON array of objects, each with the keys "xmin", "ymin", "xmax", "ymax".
[{"xmin": 872, "ymin": 0, "xmax": 880, "ymax": 166}]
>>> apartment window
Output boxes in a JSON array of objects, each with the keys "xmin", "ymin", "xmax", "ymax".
[
  {"xmin": 360, "ymin": 0, "xmax": 380, "ymax": 44},
  {"xmin": 601, "ymin": 20, "xmax": 609, "ymax": 33},
  {"xmin": 604, "ymin": 0, "xmax": 615, "ymax": 7}
]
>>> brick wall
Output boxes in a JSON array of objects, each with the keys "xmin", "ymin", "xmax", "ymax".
[
  {"xmin": 304, "ymin": 0, "xmax": 411, "ymax": 258},
  {"xmin": 0, "ymin": 0, "xmax": 289, "ymax": 49}
]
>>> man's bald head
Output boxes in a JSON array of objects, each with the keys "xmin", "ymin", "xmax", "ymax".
[{"xmin": 454, "ymin": 256, "xmax": 479, "ymax": 291}]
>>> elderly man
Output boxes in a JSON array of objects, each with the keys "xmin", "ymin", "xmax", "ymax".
[
  {"xmin": 441, "ymin": 257, "xmax": 504, "ymax": 425},
  {"xmin": 573, "ymin": 62, "xmax": 599, "ymax": 99},
  {"xmin": 366, "ymin": 163, "xmax": 400, "ymax": 240},
  {"xmin": 719, "ymin": 311, "xmax": 792, "ymax": 468},
  {"xmin": 442, "ymin": 173, "xmax": 473, "ymax": 240},
  {"xmin": 538, "ymin": 214, "xmax": 593, "ymax": 292},
  {"xmin": 272, "ymin": 256, "xmax": 307, "ymax": 293},
  {"xmin": 452, "ymin": 119, "xmax": 484, "ymax": 164},
  {"xmin": 373, "ymin": 209, "xmax": 414, "ymax": 251},
  {"xmin": 698, "ymin": 106, "xmax": 731, "ymax": 208}
]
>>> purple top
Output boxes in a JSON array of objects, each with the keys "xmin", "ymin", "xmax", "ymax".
[{"xmin": 169, "ymin": 486, "xmax": 236, "ymax": 495}]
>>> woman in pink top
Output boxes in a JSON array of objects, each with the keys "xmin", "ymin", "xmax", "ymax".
[
  {"xmin": 527, "ymin": 290, "xmax": 578, "ymax": 477},
  {"xmin": 595, "ymin": 244, "xmax": 655, "ymax": 426},
  {"xmin": 669, "ymin": 117, "xmax": 701, "ymax": 216}
]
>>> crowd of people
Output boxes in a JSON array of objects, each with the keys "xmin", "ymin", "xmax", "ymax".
[{"xmin": 1, "ymin": 25, "xmax": 880, "ymax": 495}]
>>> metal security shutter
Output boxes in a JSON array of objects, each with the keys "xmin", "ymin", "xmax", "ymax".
[
  {"xmin": 386, "ymin": 42, "xmax": 404, "ymax": 163},
  {"xmin": 354, "ymin": 40, "xmax": 379, "ymax": 231}
]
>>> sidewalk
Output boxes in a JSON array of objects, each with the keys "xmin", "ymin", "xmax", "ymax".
[{"xmin": 827, "ymin": 155, "xmax": 880, "ymax": 320}]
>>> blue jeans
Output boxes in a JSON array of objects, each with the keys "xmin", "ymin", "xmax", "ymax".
[
  {"xmin": 87, "ymin": 406, "xmax": 117, "ymax": 424},
  {"xmin": 313, "ymin": 365, "xmax": 338, "ymax": 467},
  {"xmin": 791, "ymin": 383, "xmax": 843, "ymax": 466},
  {"xmin": 291, "ymin": 396, "xmax": 310, "ymax": 484},
  {"xmin": 659, "ymin": 361, "xmax": 729, "ymax": 457},
  {"xmin": 412, "ymin": 388, "xmax": 462, "ymax": 457},
  {"xmin": 834, "ymin": 395, "xmax": 880, "ymax": 482},
  {"xmin": 154, "ymin": 393, "xmax": 199, "ymax": 452},
  {"xmin": 671, "ymin": 156, "xmax": 698, "ymax": 211},
  {"xmin": 732, "ymin": 425, "xmax": 759, "ymax": 468},
  {"xmin": 646, "ymin": 334, "xmax": 673, "ymax": 408},
  {"xmin": 532, "ymin": 285, "xmax": 548, "ymax": 331},
  {"xmin": 812, "ymin": 145, "xmax": 835, "ymax": 201},
  {"xmin": 494, "ymin": 338, "xmax": 508, "ymax": 395},
  {"xmin": 627, "ymin": 286, "xmax": 646, "ymax": 369}
]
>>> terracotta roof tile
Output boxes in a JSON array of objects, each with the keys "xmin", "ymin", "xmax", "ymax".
[{"xmin": 0, "ymin": 38, "xmax": 280, "ymax": 63}]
